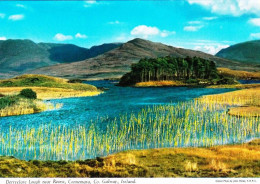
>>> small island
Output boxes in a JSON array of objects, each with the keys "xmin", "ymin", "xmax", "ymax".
[{"xmin": 119, "ymin": 56, "xmax": 237, "ymax": 87}]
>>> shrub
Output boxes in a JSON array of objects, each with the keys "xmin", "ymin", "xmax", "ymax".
[
  {"xmin": 68, "ymin": 79, "xmax": 83, "ymax": 83},
  {"xmin": 0, "ymin": 96, "xmax": 18, "ymax": 109},
  {"xmin": 19, "ymin": 89, "xmax": 37, "ymax": 99}
]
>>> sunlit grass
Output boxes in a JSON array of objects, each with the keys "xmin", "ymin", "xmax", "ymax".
[
  {"xmin": 218, "ymin": 67, "xmax": 260, "ymax": 79},
  {"xmin": 135, "ymin": 80, "xmax": 186, "ymax": 87},
  {"xmin": 0, "ymin": 139, "xmax": 259, "ymax": 177},
  {"xmin": 0, "ymin": 87, "xmax": 101, "ymax": 99},
  {"xmin": 0, "ymin": 98, "xmax": 62, "ymax": 117},
  {"xmin": 0, "ymin": 97, "xmax": 259, "ymax": 161}
]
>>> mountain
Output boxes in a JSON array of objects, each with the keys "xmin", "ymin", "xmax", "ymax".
[
  {"xmin": 0, "ymin": 39, "xmax": 122, "ymax": 77},
  {"xmin": 31, "ymin": 38, "xmax": 259, "ymax": 80},
  {"xmin": 216, "ymin": 40, "xmax": 260, "ymax": 65}
]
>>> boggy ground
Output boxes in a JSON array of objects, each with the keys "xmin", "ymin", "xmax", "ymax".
[{"xmin": 0, "ymin": 139, "xmax": 259, "ymax": 177}]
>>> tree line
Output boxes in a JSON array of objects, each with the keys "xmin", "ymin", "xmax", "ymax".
[{"xmin": 119, "ymin": 56, "xmax": 232, "ymax": 86}]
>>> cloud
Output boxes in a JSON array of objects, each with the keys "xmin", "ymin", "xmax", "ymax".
[
  {"xmin": 250, "ymin": 33, "xmax": 260, "ymax": 39},
  {"xmin": 160, "ymin": 30, "xmax": 176, "ymax": 37},
  {"xmin": 84, "ymin": 0, "xmax": 98, "ymax": 7},
  {"xmin": 16, "ymin": 4, "xmax": 26, "ymax": 8},
  {"xmin": 249, "ymin": 18, "xmax": 260, "ymax": 27},
  {"xmin": 0, "ymin": 36, "xmax": 6, "ymax": 40},
  {"xmin": 184, "ymin": 25, "xmax": 203, "ymax": 32},
  {"xmin": 203, "ymin": 16, "xmax": 218, "ymax": 20},
  {"xmin": 131, "ymin": 25, "xmax": 160, "ymax": 39},
  {"xmin": 54, "ymin": 33, "xmax": 73, "ymax": 41},
  {"xmin": 0, "ymin": 13, "xmax": 5, "ymax": 19},
  {"xmin": 187, "ymin": 0, "xmax": 260, "ymax": 16},
  {"xmin": 194, "ymin": 44, "xmax": 229, "ymax": 55},
  {"xmin": 188, "ymin": 21, "xmax": 201, "ymax": 24},
  {"xmin": 131, "ymin": 25, "xmax": 175, "ymax": 39},
  {"xmin": 8, "ymin": 14, "xmax": 24, "ymax": 21},
  {"xmin": 75, "ymin": 33, "xmax": 87, "ymax": 39},
  {"xmin": 108, "ymin": 20, "xmax": 120, "ymax": 25}
]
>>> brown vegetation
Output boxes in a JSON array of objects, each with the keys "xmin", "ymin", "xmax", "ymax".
[
  {"xmin": 0, "ymin": 139, "xmax": 259, "ymax": 177},
  {"xmin": 218, "ymin": 67, "xmax": 260, "ymax": 79}
]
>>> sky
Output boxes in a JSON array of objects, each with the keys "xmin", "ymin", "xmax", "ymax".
[{"xmin": 0, "ymin": 0, "xmax": 260, "ymax": 55}]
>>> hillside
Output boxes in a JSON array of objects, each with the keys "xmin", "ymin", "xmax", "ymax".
[
  {"xmin": 0, "ymin": 39, "xmax": 121, "ymax": 78},
  {"xmin": 31, "ymin": 38, "xmax": 259, "ymax": 80},
  {"xmin": 216, "ymin": 40, "xmax": 260, "ymax": 65},
  {"xmin": 0, "ymin": 74, "xmax": 101, "ymax": 100}
]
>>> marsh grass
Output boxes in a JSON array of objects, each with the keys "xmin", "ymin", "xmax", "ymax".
[
  {"xmin": 135, "ymin": 80, "xmax": 186, "ymax": 87},
  {"xmin": 0, "ymin": 96, "xmax": 258, "ymax": 160},
  {"xmin": 218, "ymin": 68, "xmax": 260, "ymax": 80},
  {"xmin": 0, "ymin": 74, "xmax": 101, "ymax": 99},
  {"xmin": 0, "ymin": 139, "xmax": 259, "ymax": 177}
]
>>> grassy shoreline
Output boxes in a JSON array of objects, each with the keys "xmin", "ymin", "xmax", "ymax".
[
  {"xmin": 0, "ymin": 139, "xmax": 259, "ymax": 177},
  {"xmin": 0, "ymin": 74, "xmax": 102, "ymax": 117}
]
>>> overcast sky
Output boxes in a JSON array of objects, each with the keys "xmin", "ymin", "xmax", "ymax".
[{"xmin": 0, "ymin": 0, "xmax": 260, "ymax": 55}]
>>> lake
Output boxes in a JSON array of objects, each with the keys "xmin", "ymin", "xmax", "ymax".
[
  {"xmin": 0, "ymin": 81, "xmax": 259, "ymax": 161},
  {"xmin": 0, "ymin": 80, "xmax": 235, "ymax": 128}
]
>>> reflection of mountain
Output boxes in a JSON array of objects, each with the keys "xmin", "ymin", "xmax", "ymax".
[
  {"xmin": 216, "ymin": 40, "xmax": 260, "ymax": 65},
  {"xmin": 0, "ymin": 39, "xmax": 121, "ymax": 77},
  {"xmin": 31, "ymin": 38, "xmax": 258, "ymax": 80}
]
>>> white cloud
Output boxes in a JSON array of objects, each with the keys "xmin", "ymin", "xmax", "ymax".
[
  {"xmin": 16, "ymin": 4, "xmax": 26, "ymax": 8},
  {"xmin": 184, "ymin": 25, "xmax": 203, "ymax": 32},
  {"xmin": 250, "ymin": 33, "xmax": 260, "ymax": 39},
  {"xmin": 203, "ymin": 16, "xmax": 218, "ymax": 20},
  {"xmin": 131, "ymin": 25, "xmax": 159, "ymax": 39},
  {"xmin": 188, "ymin": 0, "xmax": 260, "ymax": 16},
  {"xmin": 0, "ymin": 36, "xmax": 6, "ymax": 40},
  {"xmin": 75, "ymin": 33, "xmax": 87, "ymax": 39},
  {"xmin": 249, "ymin": 18, "xmax": 260, "ymax": 27},
  {"xmin": 54, "ymin": 33, "xmax": 73, "ymax": 41},
  {"xmin": 0, "ymin": 13, "xmax": 5, "ymax": 19},
  {"xmin": 160, "ymin": 30, "xmax": 176, "ymax": 37},
  {"xmin": 194, "ymin": 44, "xmax": 229, "ymax": 55},
  {"xmin": 8, "ymin": 14, "xmax": 24, "ymax": 21},
  {"xmin": 188, "ymin": 21, "xmax": 201, "ymax": 24},
  {"xmin": 131, "ymin": 25, "xmax": 175, "ymax": 39},
  {"xmin": 84, "ymin": 0, "xmax": 97, "ymax": 7},
  {"xmin": 108, "ymin": 20, "xmax": 120, "ymax": 25}
]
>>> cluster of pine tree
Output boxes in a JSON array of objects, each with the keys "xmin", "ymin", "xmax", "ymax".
[{"xmin": 119, "ymin": 56, "xmax": 235, "ymax": 86}]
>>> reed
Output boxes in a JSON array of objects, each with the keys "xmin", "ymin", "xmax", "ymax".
[{"xmin": 0, "ymin": 96, "xmax": 258, "ymax": 161}]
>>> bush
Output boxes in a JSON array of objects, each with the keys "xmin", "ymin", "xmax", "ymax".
[
  {"xmin": 0, "ymin": 96, "xmax": 18, "ymax": 109},
  {"xmin": 68, "ymin": 79, "xmax": 83, "ymax": 83},
  {"xmin": 216, "ymin": 77, "xmax": 238, "ymax": 85},
  {"xmin": 19, "ymin": 89, "xmax": 37, "ymax": 99}
]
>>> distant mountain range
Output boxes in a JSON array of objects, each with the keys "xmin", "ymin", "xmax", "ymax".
[
  {"xmin": 0, "ymin": 39, "xmax": 121, "ymax": 78},
  {"xmin": 216, "ymin": 40, "xmax": 260, "ymax": 65},
  {"xmin": 30, "ymin": 38, "xmax": 258, "ymax": 80},
  {"xmin": 0, "ymin": 38, "xmax": 259, "ymax": 79}
]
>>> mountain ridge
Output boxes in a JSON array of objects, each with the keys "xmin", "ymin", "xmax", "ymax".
[
  {"xmin": 30, "ymin": 38, "xmax": 259, "ymax": 80},
  {"xmin": 216, "ymin": 40, "xmax": 260, "ymax": 65},
  {"xmin": 0, "ymin": 39, "xmax": 122, "ymax": 78}
]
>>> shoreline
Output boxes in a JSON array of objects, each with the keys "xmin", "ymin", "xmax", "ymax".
[
  {"xmin": 0, "ymin": 87, "xmax": 102, "ymax": 117},
  {"xmin": 0, "ymin": 139, "xmax": 259, "ymax": 177}
]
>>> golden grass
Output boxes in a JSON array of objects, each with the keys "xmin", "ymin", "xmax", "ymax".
[
  {"xmin": 208, "ymin": 83, "xmax": 260, "ymax": 89},
  {"xmin": 218, "ymin": 67, "xmax": 260, "ymax": 79},
  {"xmin": 135, "ymin": 80, "xmax": 186, "ymax": 87},
  {"xmin": 200, "ymin": 86, "xmax": 260, "ymax": 116},
  {"xmin": 0, "ymin": 139, "xmax": 259, "ymax": 177},
  {"xmin": 200, "ymin": 87, "xmax": 260, "ymax": 106},
  {"xmin": 0, "ymin": 87, "xmax": 101, "ymax": 99},
  {"xmin": 0, "ymin": 98, "xmax": 62, "ymax": 117},
  {"xmin": 228, "ymin": 106, "xmax": 260, "ymax": 117}
]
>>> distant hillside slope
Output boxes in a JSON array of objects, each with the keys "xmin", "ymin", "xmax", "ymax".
[
  {"xmin": 216, "ymin": 40, "xmax": 260, "ymax": 65},
  {"xmin": 31, "ymin": 38, "xmax": 259, "ymax": 80},
  {"xmin": 0, "ymin": 39, "xmax": 122, "ymax": 77}
]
